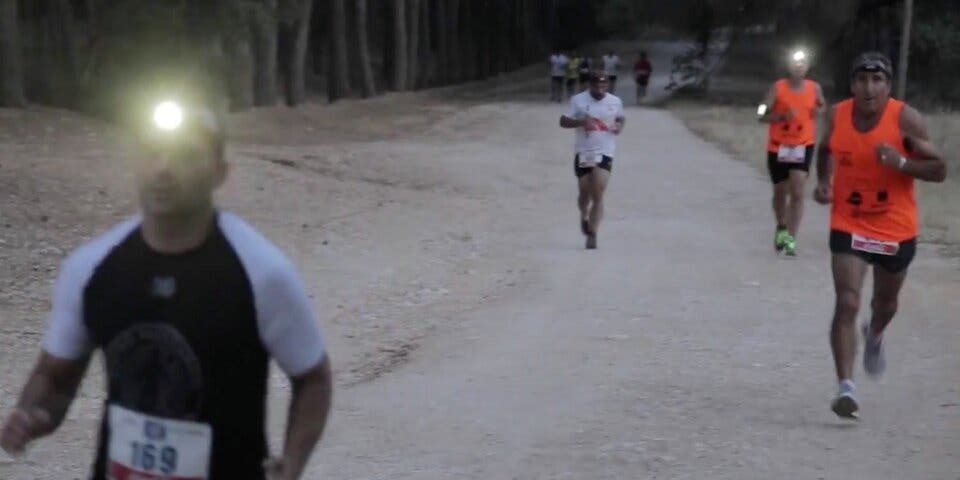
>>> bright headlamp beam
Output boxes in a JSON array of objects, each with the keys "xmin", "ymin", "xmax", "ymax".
[
  {"xmin": 153, "ymin": 101, "xmax": 184, "ymax": 131},
  {"xmin": 757, "ymin": 104, "xmax": 767, "ymax": 116},
  {"xmin": 792, "ymin": 50, "xmax": 807, "ymax": 62}
]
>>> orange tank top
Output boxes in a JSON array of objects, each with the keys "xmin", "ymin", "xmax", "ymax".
[
  {"xmin": 828, "ymin": 98, "xmax": 917, "ymax": 241},
  {"xmin": 767, "ymin": 79, "xmax": 818, "ymax": 152}
]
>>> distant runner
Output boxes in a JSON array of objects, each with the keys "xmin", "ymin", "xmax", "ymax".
[
  {"xmin": 566, "ymin": 53, "xmax": 581, "ymax": 98},
  {"xmin": 559, "ymin": 71, "xmax": 625, "ymax": 250},
  {"xmin": 578, "ymin": 55, "xmax": 592, "ymax": 91},
  {"xmin": 602, "ymin": 51, "xmax": 622, "ymax": 93},
  {"xmin": 633, "ymin": 51, "xmax": 652, "ymax": 104},
  {"xmin": 758, "ymin": 49, "xmax": 826, "ymax": 256},
  {"xmin": 814, "ymin": 52, "xmax": 947, "ymax": 420},
  {"xmin": 549, "ymin": 51, "xmax": 569, "ymax": 102}
]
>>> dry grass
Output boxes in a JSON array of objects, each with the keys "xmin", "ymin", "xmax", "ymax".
[{"xmin": 669, "ymin": 100, "xmax": 960, "ymax": 247}]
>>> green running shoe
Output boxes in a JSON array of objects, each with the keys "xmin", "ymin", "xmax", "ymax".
[
  {"xmin": 775, "ymin": 228, "xmax": 791, "ymax": 252},
  {"xmin": 783, "ymin": 234, "xmax": 797, "ymax": 257}
]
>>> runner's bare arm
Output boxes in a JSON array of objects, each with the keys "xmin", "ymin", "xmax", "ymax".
[
  {"xmin": 816, "ymin": 105, "xmax": 836, "ymax": 184},
  {"xmin": 814, "ymin": 83, "xmax": 827, "ymax": 115},
  {"xmin": 813, "ymin": 105, "xmax": 836, "ymax": 205},
  {"xmin": 278, "ymin": 356, "xmax": 332, "ymax": 479},
  {"xmin": 559, "ymin": 115, "xmax": 586, "ymax": 128},
  {"xmin": 891, "ymin": 105, "xmax": 947, "ymax": 182},
  {"xmin": 758, "ymin": 84, "xmax": 782, "ymax": 123},
  {"xmin": 1, "ymin": 352, "xmax": 89, "ymax": 454}
]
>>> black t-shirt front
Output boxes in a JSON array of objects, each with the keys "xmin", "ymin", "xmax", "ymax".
[{"xmin": 41, "ymin": 212, "xmax": 325, "ymax": 480}]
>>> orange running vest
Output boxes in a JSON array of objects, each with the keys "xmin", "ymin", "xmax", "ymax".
[
  {"xmin": 828, "ymin": 98, "xmax": 917, "ymax": 241},
  {"xmin": 767, "ymin": 79, "xmax": 819, "ymax": 152}
]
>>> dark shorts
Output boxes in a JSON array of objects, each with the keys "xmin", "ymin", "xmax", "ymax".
[
  {"xmin": 829, "ymin": 229, "xmax": 917, "ymax": 274},
  {"xmin": 766, "ymin": 145, "xmax": 814, "ymax": 184},
  {"xmin": 574, "ymin": 154, "xmax": 613, "ymax": 178}
]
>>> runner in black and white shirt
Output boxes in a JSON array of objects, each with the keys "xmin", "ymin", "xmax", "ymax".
[{"xmin": 0, "ymin": 89, "xmax": 332, "ymax": 480}]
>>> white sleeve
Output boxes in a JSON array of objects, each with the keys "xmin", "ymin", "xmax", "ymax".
[
  {"xmin": 40, "ymin": 217, "xmax": 140, "ymax": 360},
  {"xmin": 566, "ymin": 97, "xmax": 581, "ymax": 118},
  {"xmin": 218, "ymin": 212, "xmax": 326, "ymax": 377},
  {"xmin": 41, "ymin": 255, "xmax": 94, "ymax": 360},
  {"xmin": 256, "ymin": 260, "xmax": 326, "ymax": 377},
  {"xmin": 616, "ymin": 99, "xmax": 625, "ymax": 118}
]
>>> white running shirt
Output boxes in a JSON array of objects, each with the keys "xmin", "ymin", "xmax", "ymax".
[
  {"xmin": 566, "ymin": 91, "xmax": 624, "ymax": 157},
  {"xmin": 602, "ymin": 54, "xmax": 621, "ymax": 76},
  {"xmin": 550, "ymin": 54, "xmax": 569, "ymax": 77}
]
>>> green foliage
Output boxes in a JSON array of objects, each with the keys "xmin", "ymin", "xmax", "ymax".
[{"xmin": 909, "ymin": 1, "xmax": 960, "ymax": 103}]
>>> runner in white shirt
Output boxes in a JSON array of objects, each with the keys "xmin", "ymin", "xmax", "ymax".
[
  {"xmin": 549, "ymin": 52, "xmax": 569, "ymax": 102},
  {"xmin": 559, "ymin": 71, "xmax": 625, "ymax": 249},
  {"xmin": 602, "ymin": 52, "xmax": 622, "ymax": 93}
]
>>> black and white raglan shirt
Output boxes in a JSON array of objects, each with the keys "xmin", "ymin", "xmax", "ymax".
[{"xmin": 41, "ymin": 211, "xmax": 326, "ymax": 480}]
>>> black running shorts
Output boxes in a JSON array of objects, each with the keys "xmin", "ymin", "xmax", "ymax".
[
  {"xmin": 767, "ymin": 145, "xmax": 814, "ymax": 184},
  {"xmin": 574, "ymin": 154, "xmax": 613, "ymax": 178},
  {"xmin": 829, "ymin": 229, "xmax": 917, "ymax": 274}
]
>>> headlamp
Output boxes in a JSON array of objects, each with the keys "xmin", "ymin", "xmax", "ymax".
[
  {"xmin": 792, "ymin": 50, "xmax": 807, "ymax": 62},
  {"xmin": 153, "ymin": 101, "xmax": 184, "ymax": 131},
  {"xmin": 757, "ymin": 104, "xmax": 768, "ymax": 116}
]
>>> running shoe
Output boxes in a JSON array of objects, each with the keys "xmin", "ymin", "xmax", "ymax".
[
  {"xmin": 783, "ymin": 234, "xmax": 797, "ymax": 257},
  {"xmin": 586, "ymin": 234, "xmax": 597, "ymax": 250},
  {"xmin": 831, "ymin": 392, "xmax": 860, "ymax": 420},
  {"xmin": 775, "ymin": 228, "xmax": 790, "ymax": 252}
]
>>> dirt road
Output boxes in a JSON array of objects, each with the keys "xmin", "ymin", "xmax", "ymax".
[{"xmin": 1, "ymin": 73, "xmax": 958, "ymax": 479}]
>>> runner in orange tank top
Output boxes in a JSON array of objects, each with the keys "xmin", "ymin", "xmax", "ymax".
[
  {"xmin": 813, "ymin": 52, "xmax": 947, "ymax": 420},
  {"xmin": 758, "ymin": 49, "xmax": 826, "ymax": 256}
]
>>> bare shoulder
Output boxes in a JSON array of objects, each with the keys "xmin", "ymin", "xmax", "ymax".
[{"xmin": 899, "ymin": 103, "xmax": 930, "ymax": 139}]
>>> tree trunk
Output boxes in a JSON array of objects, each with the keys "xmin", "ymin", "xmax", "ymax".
[
  {"xmin": 354, "ymin": 0, "xmax": 376, "ymax": 97},
  {"xmin": 0, "ymin": 0, "xmax": 26, "ymax": 106},
  {"xmin": 391, "ymin": 0, "xmax": 408, "ymax": 91},
  {"xmin": 327, "ymin": 0, "xmax": 351, "ymax": 101},
  {"xmin": 406, "ymin": 0, "xmax": 420, "ymax": 89},
  {"xmin": 280, "ymin": 0, "xmax": 313, "ymax": 106},
  {"xmin": 418, "ymin": 0, "xmax": 433, "ymax": 87},
  {"xmin": 897, "ymin": 0, "xmax": 912, "ymax": 99},
  {"xmin": 226, "ymin": 36, "xmax": 256, "ymax": 110},
  {"xmin": 434, "ymin": 0, "xmax": 449, "ymax": 84},
  {"xmin": 249, "ymin": 3, "xmax": 279, "ymax": 106},
  {"xmin": 38, "ymin": 0, "xmax": 80, "ymax": 106},
  {"xmin": 458, "ymin": 0, "xmax": 474, "ymax": 81}
]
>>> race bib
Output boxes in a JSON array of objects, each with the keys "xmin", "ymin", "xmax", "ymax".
[
  {"xmin": 777, "ymin": 144, "xmax": 806, "ymax": 164},
  {"xmin": 851, "ymin": 234, "xmax": 900, "ymax": 256},
  {"xmin": 108, "ymin": 404, "xmax": 212, "ymax": 480},
  {"xmin": 578, "ymin": 154, "xmax": 602, "ymax": 168}
]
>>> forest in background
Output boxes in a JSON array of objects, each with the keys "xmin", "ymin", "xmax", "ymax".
[
  {"xmin": 0, "ymin": 0, "xmax": 606, "ymax": 115},
  {"xmin": 1, "ymin": 0, "xmax": 959, "ymax": 116}
]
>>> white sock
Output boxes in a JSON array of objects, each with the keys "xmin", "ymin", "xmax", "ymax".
[{"xmin": 839, "ymin": 379, "xmax": 856, "ymax": 394}]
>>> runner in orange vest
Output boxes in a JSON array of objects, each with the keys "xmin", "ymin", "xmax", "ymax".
[
  {"xmin": 758, "ymin": 49, "xmax": 826, "ymax": 256},
  {"xmin": 814, "ymin": 52, "xmax": 947, "ymax": 420}
]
